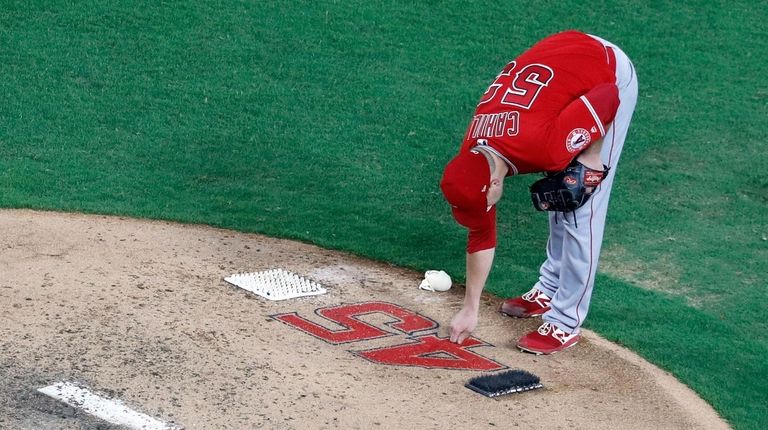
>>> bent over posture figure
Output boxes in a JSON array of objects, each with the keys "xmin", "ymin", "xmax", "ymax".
[{"xmin": 441, "ymin": 30, "xmax": 638, "ymax": 354}]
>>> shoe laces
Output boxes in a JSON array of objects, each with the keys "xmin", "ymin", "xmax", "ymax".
[
  {"xmin": 538, "ymin": 322, "xmax": 574, "ymax": 344},
  {"xmin": 522, "ymin": 288, "xmax": 550, "ymax": 303},
  {"xmin": 537, "ymin": 322, "xmax": 554, "ymax": 336}
]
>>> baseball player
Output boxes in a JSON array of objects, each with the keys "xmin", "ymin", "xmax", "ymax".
[{"xmin": 441, "ymin": 30, "xmax": 638, "ymax": 354}]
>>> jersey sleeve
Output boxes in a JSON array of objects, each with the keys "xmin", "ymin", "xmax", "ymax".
[
  {"xmin": 547, "ymin": 83, "xmax": 620, "ymax": 170},
  {"xmin": 466, "ymin": 206, "xmax": 497, "ymax": 253},
  {"xmin": 578, "ymin": 83, "xmax": 620, "ymax": 135}
]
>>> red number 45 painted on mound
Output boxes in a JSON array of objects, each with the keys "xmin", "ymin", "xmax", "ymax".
[{"xmin": 272, "ymin": 301, "xmax": 506, "ymax": 371}]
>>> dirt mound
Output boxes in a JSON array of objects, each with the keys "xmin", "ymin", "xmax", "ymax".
[{"xmin": 0, "ymin": 210, "xmax": 729, "ymax": 429}]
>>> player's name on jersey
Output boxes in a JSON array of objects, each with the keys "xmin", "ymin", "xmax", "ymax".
[{"xmin": 467, "ymin": 111, "xmax": 520, "ymax": 139}]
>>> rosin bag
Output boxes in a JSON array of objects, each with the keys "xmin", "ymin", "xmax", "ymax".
[{"xmin": 418, "ymin": 270, "xmax": 452, "ymax": 292}]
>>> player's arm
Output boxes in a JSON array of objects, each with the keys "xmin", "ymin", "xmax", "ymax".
[
  {"xmin": 548, "ymin": 83, "xmax": 619, "ymax": 170},
  {"xmin": 576, "ymin": 136, "xmax": 605, "ymax": 170},
  {"xmin": 450, "ymin": 247, "xmax": 495, "ymax": 344},
  {"xmin": 447, "ymin": 199, "xmax": 498, "ymax": 344}
]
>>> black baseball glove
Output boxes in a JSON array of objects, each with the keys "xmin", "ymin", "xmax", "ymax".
[{"xmin": 530, "ymin": 160, "xmax": 609, "ymax": 212}]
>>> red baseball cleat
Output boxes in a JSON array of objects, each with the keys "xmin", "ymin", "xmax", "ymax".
[
  {"xmin": 499, "ymin": 288, "xmax": 551, "ymax": 318},
  {"xmin": 517, "ymin": 322, "xmax": 581, "ymax": 355}
]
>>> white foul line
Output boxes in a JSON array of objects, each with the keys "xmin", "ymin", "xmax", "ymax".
[{"xmin": 37, "ymin": 381, "xmax": 177, "ymax": 430}]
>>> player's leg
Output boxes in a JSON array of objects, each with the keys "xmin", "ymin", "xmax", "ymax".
[
  {"xmin": 499, "ymin": 213, "xmax": 563, "ymax": 318},
  {"xmin": 542, "ymin": 49, "xmax": 638, "ymax": 334},
  {"xmin": 535, "ymin": 212, "xmax": 565, "ymax": 297},
  {"xmin": 518, "ymin": 88, "xmax": 636, "ymax": 353}
]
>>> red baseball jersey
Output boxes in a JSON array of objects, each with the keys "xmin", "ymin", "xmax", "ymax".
[{"xmin": 459, "ymin": 30, "xmax": 620, "ymax": 252}]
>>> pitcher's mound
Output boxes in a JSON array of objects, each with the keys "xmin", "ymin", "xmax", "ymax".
[{"xmin": 0, "ymin": 210, "xmax": 729, "ymax": 429}]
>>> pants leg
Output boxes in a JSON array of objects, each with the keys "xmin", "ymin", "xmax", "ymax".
[
  {"xmin": 539, "ymin": 42, "xmax": 639, "ymax": 334},
  {"xmin": 533, "ymin": 212, "xmax": 564, "ymax": 297}
]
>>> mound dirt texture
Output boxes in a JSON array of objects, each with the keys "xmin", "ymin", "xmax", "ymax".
[{"xmin": 0, "ymin": 210, "xmax": 729, "ymax": 429}]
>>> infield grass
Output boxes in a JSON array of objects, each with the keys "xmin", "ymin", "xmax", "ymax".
[{"xmin": 1, "ymin": 1, "xmax": 766, "ymax": 428}]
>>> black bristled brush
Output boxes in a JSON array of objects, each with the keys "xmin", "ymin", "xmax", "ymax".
[{"xmin": 465, "ymin": 369, "xmax": 543, "ymax": 398}]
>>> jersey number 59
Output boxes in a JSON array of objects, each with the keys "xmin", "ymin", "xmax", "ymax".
[{"xmin": 478, "ymin": 61, "xmax": 554, "ymax": 109}]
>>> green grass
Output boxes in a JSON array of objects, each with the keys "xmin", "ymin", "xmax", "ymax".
[{"xmin": 1, "ymin": 1, "xmax": 766, "ymax": 428}]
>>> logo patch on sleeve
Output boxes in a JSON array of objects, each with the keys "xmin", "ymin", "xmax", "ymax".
[{"xmin": 566, "ymin": 128, "xmax": 591, "ymax": 153}]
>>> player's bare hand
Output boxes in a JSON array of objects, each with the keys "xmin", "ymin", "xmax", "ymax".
[{"xmin": 449, "ymin": 306, "xmax": 478, "ymax": 344}]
